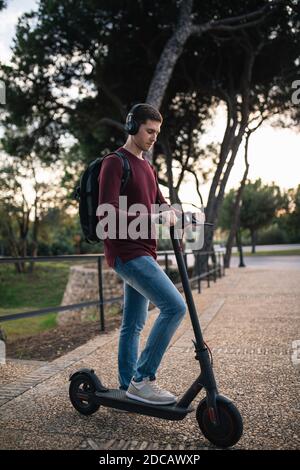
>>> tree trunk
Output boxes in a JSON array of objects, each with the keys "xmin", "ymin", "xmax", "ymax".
[
  {"xmin": 145, "ymin": 1, "xmax": 269, "ymax": 161},
  {"xmin": 251, "ymin": 229, "xmax": 257, "ymax": 253},
  {"xmin": 29, "ymin": 189, "xmax": 41, "ymax": 273},
  {"xmin": 146, "ymin": 0, "xmax": 194, "ymax": 110},
  {"xmin": 236, "ymin": 228, "xmax": 246, "ymax": 267},
  {"xmin": 29, "ymin": 217, "xmax": 39, "ymax": 273},
  {"xmin": 4, "ymin": 220, "xmax": 22, "ymax": 272},
  {"xmin": 146, "ymin": 0, "xmax": 269, "ymax": 110},
  {"xmin": 197, "ymin": 44, "xmax": 259, "ymax": 275},
  {"xmin": 212, "ymin": 47, "xmax": 258, "ymax": 230},
  {"xmin": 224, "ymin": 192, "xmax": 243, "ymax": 269},
  {"xmin": 205, "ymin": 96, "xmax": 238, "ymax": 224},
  {"xmin": 224, "ymin": 132, "xmax": 250, "ymax": 268},
  {"xmin": 159, "ymin": 134, "xmax": 180, "ymax": 205}
]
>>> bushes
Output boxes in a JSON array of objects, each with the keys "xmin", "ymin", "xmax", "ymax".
[{"xmin": 256, "ymin": 225, "xmax": 289, "ymax": 245}]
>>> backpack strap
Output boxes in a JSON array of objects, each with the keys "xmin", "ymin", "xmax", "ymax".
[
  {"xmin": 105, "ymin": 149, "xmax": 131, "ymax": 194},
  {"xmin": 114, "ymin": 150, "xmax": 131, "ymax": 193},
  {"xmin": 146, "ymin": 160, "xmax": 162, "ymax": 205}
]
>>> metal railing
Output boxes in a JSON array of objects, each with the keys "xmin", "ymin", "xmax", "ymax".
[{"xmin": 0, "ymin": 249, "xmax": 225, "ymax": 332}]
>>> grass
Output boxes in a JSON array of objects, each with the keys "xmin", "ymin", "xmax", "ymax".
[
  {"xmin": 0, "ymin": 262, "xmax": 70, "ymax": 340},
  {"xmin": 232, "ymin": 249, "xmax": 300, "ymax": 256}
]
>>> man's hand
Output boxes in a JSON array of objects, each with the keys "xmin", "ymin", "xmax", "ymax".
[
  {"xmin": 152, "ymin": 209, "xmax": 178, "ymax": 227},
  {"xmin": 162, "ymin": 209, "xmax": 178, "ymax": 226}
]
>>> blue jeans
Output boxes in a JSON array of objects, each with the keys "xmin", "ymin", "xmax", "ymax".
[{"xmin": 113, "ymin": 255, "xmax": 187, "ymax": 390}]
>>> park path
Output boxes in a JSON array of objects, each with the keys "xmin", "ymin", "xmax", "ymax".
[{"xmin": 0, "ymin": 265, "xmax": 299, "ymax": 450}]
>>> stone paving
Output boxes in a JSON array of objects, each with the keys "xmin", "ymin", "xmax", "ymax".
[{"xmin": 0, "ymin": 266, "xmax": 299, "ymax": 450}]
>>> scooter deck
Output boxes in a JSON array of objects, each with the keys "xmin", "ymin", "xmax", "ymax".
[{"xmin": 94, "ymin": 389, "xmax": 194, "ymax": 420}]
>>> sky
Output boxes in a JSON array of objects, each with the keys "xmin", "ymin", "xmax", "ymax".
[
  {"xmin": 0, "ymin": 0, "xmax": 38, "ymax": 63},
  {"xmin": 0, "ymin": 0, "xmax": 299, "ymax": 207}
]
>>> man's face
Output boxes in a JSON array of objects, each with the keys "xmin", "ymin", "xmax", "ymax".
[{"xmin": 133, "ymin": 119, "xmax": 161, "ymax": 152}]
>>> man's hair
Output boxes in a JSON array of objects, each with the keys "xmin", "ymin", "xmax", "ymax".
[{"xmin": 132, "ymin": 103, "xmax": 163, "ymax": 125}]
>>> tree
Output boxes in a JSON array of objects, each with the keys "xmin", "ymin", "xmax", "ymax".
[
  {"xmin": 278, "ymin": 185, "xmax": 300, "ymax": 243},
  {"xmin": 155, "ymin": 91, "xmax": 215, "ymax": 205},
  {"xmin": 1, "ymin": 0, "xmax": 298, "ymax": 259},
  {"xmin": 154, "ymin": 1, "xmax": 296, "ymax": 216},
  {"xmin": 241, "ymin": 179, "xmax": 287, "ymax": 252},
  {"xmin": 197, "ymin": 4, "xmax": 298, "ymax": 269},
  {"xmin": 0, "ymin": 0, "xmax": 281, "ymax": 166},
  {"xmin": 223, "ymin": 133, "xmax": 250, "ymax": 268},
  {"xmin": 146, "ymin": 0, "xmax": 275, "ymax": 110},
  {"xmin": 0, "ymin": 154, "xmax": 62, "ymax": 270},
  {"xmin": 37, "ymin": 207, "xmax": 83, "ymax": 255},
  {"xmin": 223, "ymin": 116, "xmax": 265, "ymax": 267},
  {"xmin": 0, "ymin": 158, "xmax": 32, "ymax": 268},
  {"xmin": 220, "ymin": 179, "xmax": 288, "ymax": 254}
]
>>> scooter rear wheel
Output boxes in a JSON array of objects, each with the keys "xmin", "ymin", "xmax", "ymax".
[
  {"xmin": 69, "ymin": 373, "xmax": 100, "ymax": 415},
  {"xmin": 196, "ymin": 395, "xmax": 243, "ymax": 448}
]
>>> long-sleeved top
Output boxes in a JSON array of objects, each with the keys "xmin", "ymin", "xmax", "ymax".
[{"xmin": 98, "ymin": 147, "xmax": 169, "ymax": 268}]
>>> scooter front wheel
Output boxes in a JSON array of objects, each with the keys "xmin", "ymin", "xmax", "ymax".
[
  {"xmin": 196, "ymin": 395, "xmax": 243, "ymax": 448},
  {"xmin": 69, "ymin": 373, "xmax": 100, "ymax": 415}
]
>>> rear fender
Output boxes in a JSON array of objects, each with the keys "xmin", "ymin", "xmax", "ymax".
[{"xmin": 69, "ymin": 368, "xmax": 108, "ymax": 392}]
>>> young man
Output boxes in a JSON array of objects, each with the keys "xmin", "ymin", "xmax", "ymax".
[{"xmin": 98, "ymin": 103, "xmax": 186, "ymax": 405}]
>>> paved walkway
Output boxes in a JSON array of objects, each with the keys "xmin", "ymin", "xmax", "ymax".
[{"xmin": 0, "ymin": 266, "xmax": 299, "ymax": 450}]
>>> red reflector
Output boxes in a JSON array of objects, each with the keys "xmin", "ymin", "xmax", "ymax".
[{"xmin": 208, "ymin": 407, "xmax": 216, "ymax": 423}]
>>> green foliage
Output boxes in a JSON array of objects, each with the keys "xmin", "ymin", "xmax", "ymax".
[
  {"xmin": 1, "ymin": 0, "xmax": 178, "ymax": 162},
  {"xmin": 277, "ymin": 185, "xmax": 300, "ymax": 243},
  {"xmin": 0, "ymin": 262, "xmax": 69, "ymax": 309},
  {"xmin": 0, "ymin": 262, "xmax": 70, "ymax": 339},
  {"xmin": 219, "ymin": 181, "xmax": 300, "ymax": 244},
  {"xmin": 256, "ymin": 224, "xmax": 289, "ymax": 245},
  {"xmin": 2, "ymin": 0, "xmax": 299, "ymax": 166},
  {"xmin": 0, "ymin": 0, "xmax": 299, "ymax": 255},
  {"xmin": 36, "ymin": 206, "xmax": 104, "ymax": 255},
  {"xmin": 218, "ymin": 189, "xmax": 236, "ymax": 231},
  {"xmin": 240, "ymin": 179, "xmax": 286, "ymax": 232}
]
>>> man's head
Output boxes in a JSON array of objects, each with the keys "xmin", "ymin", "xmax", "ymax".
[{"xmin": 125, "ymin": 103, "xmax": 162, "ymax": 152}]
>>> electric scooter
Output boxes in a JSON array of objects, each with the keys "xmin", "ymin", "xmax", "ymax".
[{"xmin": 69, "ymin": 213, "xmax": 243, "ymax": 448}]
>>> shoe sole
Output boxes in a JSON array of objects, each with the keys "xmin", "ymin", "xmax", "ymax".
[{"xmin": 126, "ymin": 391, "xmax": 176, "ymax": 406}]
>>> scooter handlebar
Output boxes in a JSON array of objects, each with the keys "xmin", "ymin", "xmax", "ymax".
[
  {"xmin": 183, "ymin": 212, "xmax": 214, "ymax": 228},
  {"xmin": 157, "ymin": 211, "xmax": 213, "ymax": 228}
]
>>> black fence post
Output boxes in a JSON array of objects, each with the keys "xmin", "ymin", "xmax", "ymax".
[
  {"xmin": 213, "ymin": 254, "xmax": 217, "ymax": 282},
  {"xmin": 207, "ymin": 256, "xmax": 210, "ymax": 288},
  {"xmin": 97, "ymin": 256, "xmax": 105, "ymax": 332},
  {"xmin": 165, "ymin": 253, "xmax": 169, "ymax": 276},
  {"xmin": 197, "ymin": 253, "xmax": 201, "ymax": 293},
  {"xmin": 218, "ymin": 252, "xmax": 222, "ymax": 278}
]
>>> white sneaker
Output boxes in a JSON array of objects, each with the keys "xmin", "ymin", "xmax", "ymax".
[{"xmin": 125, "ymin": 377, "xmax": 177, "ymax": 405}]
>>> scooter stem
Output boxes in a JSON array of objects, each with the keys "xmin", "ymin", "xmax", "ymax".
[{"xmin": 169, "ymin": 224, "xmax": 206, "ymax": 351}]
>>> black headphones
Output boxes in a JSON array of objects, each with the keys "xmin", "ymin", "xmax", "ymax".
[{"xmin": 124, "ymin": 103, "xmax": 144, "ymax": 135}]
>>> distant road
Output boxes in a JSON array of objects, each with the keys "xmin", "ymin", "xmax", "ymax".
[
  {"xmin": 158, "ymin": 244, "xmax": 300, "ymax": 270},
  {"xmin": 231, "ymin": 243, "xmax": 300, "ymax": 253},
  {"xmin": 230, "ymin": 255, "xmax": 300, "ymax": 270},
  {"xmin": 229, "ymin": 243, "xmax": 300, "ymax": 269}
]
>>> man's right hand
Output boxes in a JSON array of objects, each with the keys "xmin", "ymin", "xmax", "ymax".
[{"xmin": 152, "ymin": 210, "xmax": 178, "ymax": 227}]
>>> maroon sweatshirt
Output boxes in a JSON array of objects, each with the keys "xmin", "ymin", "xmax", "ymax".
[{"xmin": 98, "ymin": 147, "xmax": 169, "ymax": 268}]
